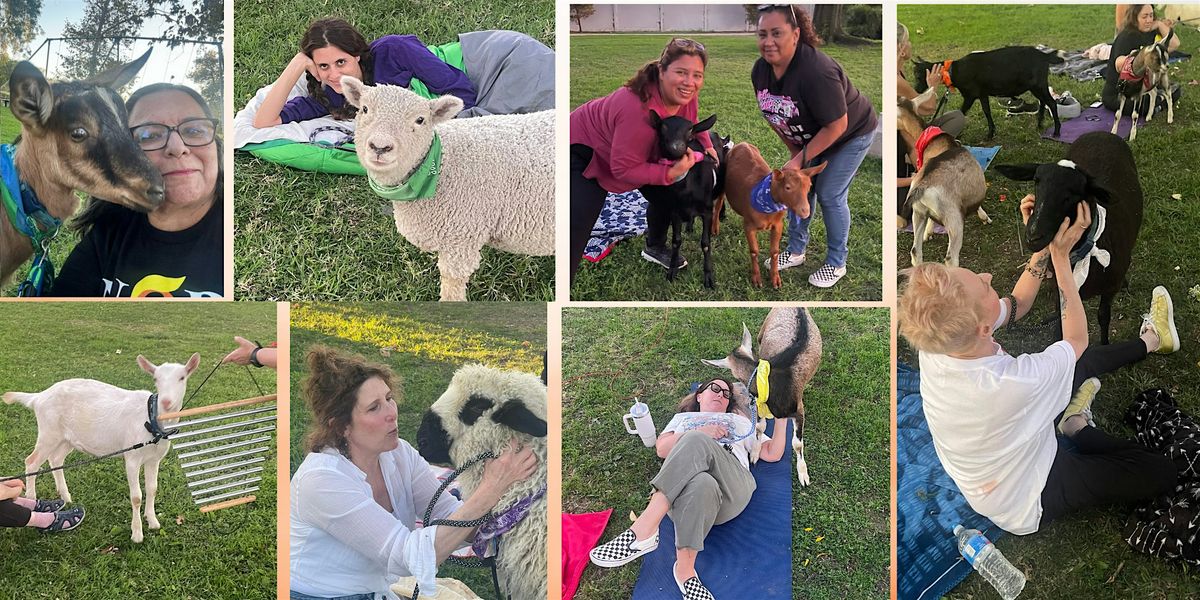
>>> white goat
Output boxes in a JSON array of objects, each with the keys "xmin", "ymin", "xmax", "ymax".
[
  {"xmin": 3, "ymin": 353, "xmax": 200, "ymax": 542},
  {"xmin": 341, "ymin": 77, "xmax": 555, "ymax": 301}
]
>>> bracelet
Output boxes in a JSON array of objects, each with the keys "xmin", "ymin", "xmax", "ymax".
[
  {"xmin": 1005, "ymin": 294, "xmax": 1019, "ymax": 330},
  {"xmin": 249, "ymin": 341, "xmax": 264, "ymax": 368}
]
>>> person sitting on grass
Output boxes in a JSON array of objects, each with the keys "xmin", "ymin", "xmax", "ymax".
[
  {"xmin": 1103, "ymin": 4, "xmax": 1183, "ymax": 116},
  {"xmin": 589, "ymin": 378, "xmax": 786, "ymax": 600},
  {"xmin": 0, "ymin": 479, "xmax": 85, "ymax": 533},
  {"xmin": 897, "ymin": 197, "xmax": 1179, "ymax": 535}
]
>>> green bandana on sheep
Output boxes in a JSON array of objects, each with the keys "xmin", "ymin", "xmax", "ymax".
[{"xmin": 367, "ymin": 134, "xmax": 442, "ymax": 201}]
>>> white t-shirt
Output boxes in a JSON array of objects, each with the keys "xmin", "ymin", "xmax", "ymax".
[
  {"xmin": 662, "ymin": 412, "xmax": 757, "ymax": 470},
  {"xmin": 290, "ymin": 442, "xmax": 462, "ymax": 599},
  {"xmin": 919, "ymin": 325, "xmax": 1076, "ymax": 535}
]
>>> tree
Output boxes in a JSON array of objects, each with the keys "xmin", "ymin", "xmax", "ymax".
[
  {"xmin": 147, "ymin": 0, "xmax": 222, "ymax": 44},
  {"xmin": 188, "ymin": 48, "xmax": 221, "ymax": 117},
  {"xmin": 59, "ymin": 0, "xmax": 146, "ymax": 82},
  {"xmin": 1, "ymin": 0, "xmax": 43, "ymax": 56},
  {"xmin": 570, "ymin": 4, "xmax": 595, "ymax": 33},
  {"xmin": 813, "ymin": 4, "xmax": 872, "ymax": 46}
]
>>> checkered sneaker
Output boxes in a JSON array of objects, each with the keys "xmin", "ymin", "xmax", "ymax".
[
  {"xmin": 679, "ymin": 575, "xmax": 715, "ymax": 600},
  {"xmin": 763, "ymin": 250, "xmax": 805, "ymax": 270},
  {"xmin": 589, "ymin": 529, "xmax": 658, "ymax": 567},
  {"xmin": 808, "ymin": 264, "xmax": 847, "ymax": 288}
]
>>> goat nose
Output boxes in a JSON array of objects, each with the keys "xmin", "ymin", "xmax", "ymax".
[{"xmin": 146, "ymin": 185, "xmax": 165, "ymax": 205}]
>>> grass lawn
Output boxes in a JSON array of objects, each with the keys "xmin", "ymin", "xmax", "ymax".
[
  {"xmin": 898, "ymin": 4, "xmax": 1200, "ymax": 598},
  {"xmin": 289, "ymin": 302, "xmax": 546, "ymax": 599},
  {"xmin": 233, "ymin": 0, "xmax": 555, "ymax": 301},
  {"xmin": 0, "ymin": 303, "xmax": 277, "ymax": 600},
  {"xmin": 570, "ymin": 33, "xmax": 883, "ymax": 301},
  {"xmin": 562, "ymin": 307, "xmax": 890, "ymax": 599}
]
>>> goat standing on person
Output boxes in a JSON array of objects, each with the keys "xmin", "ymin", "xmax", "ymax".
[
  {"xmin": 340, "ymin": 77, "xmax": 554, "ymax": 302},
  {"xmin": 898, "ymin": 98, "xmax": 989, "ymax": 267},
  {"xmin": 1112, "ymin": 32, "xmax": 1174, "ymax": 142},
  {"xmin": 639, "ymin": 111, "xmax": 719, "ymax": 288},
  {"xmin": 2, "ymin": 52, "xmax": 164, "ymax": 286},
  {"xmin": 704, "ymin": 308, "xmax": 822, "ymax": 486},
  {"xmin": 995, "ymin": 131, "xmax": 1143, "ymax": 344},
  {"xmin": 3, "ymin": 353, "xmax": 200, "ymax": 542},
  {"xmin": 912, "ymin": 47, "xmax": 1066, "ymax": 138}
]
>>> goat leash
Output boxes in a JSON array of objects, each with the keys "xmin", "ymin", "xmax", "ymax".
[{"xmin": 0, "ymin": 144, "xmax": 61, "ymax": 297}]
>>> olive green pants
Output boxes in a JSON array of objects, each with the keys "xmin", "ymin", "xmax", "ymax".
[{"xmin": 651, "ymin": 431, "xmax": 756, "ymax": 551}]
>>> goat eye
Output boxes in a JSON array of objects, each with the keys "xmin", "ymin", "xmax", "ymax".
[
  {"xmin": 69, "ymin": 127, "xmax": 88, "ymax": 142},
  {"xmin": 415, "ymin": 116, "xmax": 425, "ymax": 125},
  {"xmin": 361, "ymin": 106, "xmax": 367, "ymax": 115}
]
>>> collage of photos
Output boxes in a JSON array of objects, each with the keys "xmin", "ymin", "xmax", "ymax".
[{"xmin": 1, "ymin": 1, "xmax": 1200, "ymax": 599}]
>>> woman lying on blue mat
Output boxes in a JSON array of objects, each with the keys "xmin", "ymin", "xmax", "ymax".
[
  {"xmin": 898, "ymin": 199, "xmax": 1177, "ymax": 536},
  {"xmin": 589, "ymin": 378, "xmax": 786, "ymax": 600}
]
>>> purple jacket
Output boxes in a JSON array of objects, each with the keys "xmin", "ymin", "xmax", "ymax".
[{"xmin": 280, "ymin": 34, "xmax": 477, "ymax": 123}]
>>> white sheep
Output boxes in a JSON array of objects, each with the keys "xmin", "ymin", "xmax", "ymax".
[
  {"xmin": 341, "ymin": 77, "xmax": 555, "ymax": 302},
  {"xmin": 3, "ymin": 353, "xmax": 200, "ymax": 542},
  {"xmin": 415, "ymin": 364, "xmax": 547, "ymax": 600}
]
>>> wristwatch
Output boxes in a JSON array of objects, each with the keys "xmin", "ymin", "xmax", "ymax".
[{"xmin": 249, "ymin": 341, "xmax": 264, "ymax": 368}]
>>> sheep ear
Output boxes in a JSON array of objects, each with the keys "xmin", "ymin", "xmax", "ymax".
[
  {"xmin": 458, "ymin": 394, "xmax": 494, "ymax": 425},
  {"xmin": 993, "ymin": 163, "xmax": 1039, "ymax": 181},
  {"xmin": 429, "ymin": 95, "xmax": 463, "ymax": 123},
  {"xmin": 492, "ymin": 399, "xmax": 546, "ymax": 438},
  {"xmin": 137, "ymin": 355, "xmax": 157, "ymax": 375},
  {"xmin": 83, "ymin": 48, "xmax": 151, "ymax": 89},
  {"xmin": 341, "ymin": 76, "xmax": 366, "ymax": 107},
  {"xmin": 692, "ymin": 114, "xmax": 717, "ymax": 134},
  {"xmin": 9, "ymin": 61, "xmax": 54, "ymax": 130},
  {"xmin": 185, "ymin": 353, "xmax": 201, "ymax": 375}
]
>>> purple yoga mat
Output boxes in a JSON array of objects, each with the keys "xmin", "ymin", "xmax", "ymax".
[{"xmin": 1042, "ymin": 105, "xmax": 1146, "ymax": 144}]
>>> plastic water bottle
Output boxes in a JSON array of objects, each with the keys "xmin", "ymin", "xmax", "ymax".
[
  {"xmin": 622, "ymin": 399, "xmax": 657, "ymax": 447},
  {"xmin": 953, "ymin": 525, "xmax": 1026, "ymax": 599}
]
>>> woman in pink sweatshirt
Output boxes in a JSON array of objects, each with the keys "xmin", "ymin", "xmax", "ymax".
[{"xmin": 569, "ymin": 38, "xmax": 716, "ymax": 285}]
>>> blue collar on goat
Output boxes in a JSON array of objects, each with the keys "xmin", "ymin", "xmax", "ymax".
[{"xmin": 0, "ymin": 144, "xmax": 61, "ymax": 295}]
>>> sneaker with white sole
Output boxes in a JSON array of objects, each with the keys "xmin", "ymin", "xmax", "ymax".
[
  {"xmin": 642, "ymin": 245, "xmax": 687, "ymax": 270},
  {"xmin": 762, "ymin": 250, "xmax": 806, "ymax": 270},
  {"xmin": 589, "ymin": 529, "xmax": 659, "ymax": 567},
  {"xmin": 808, "ymin": 264, "xmax": 847, "ymax": 288},
  {"xmin": 1141, "ymin": 286, "xmax": 1179, "ymax": 354},
  {"xmin": 674, "ymin": 562, "xmax": 716, "ymax": 600},
  {"xmin": 1059, "ymin": 377, "xmax": 1099, "ymax": 435}
]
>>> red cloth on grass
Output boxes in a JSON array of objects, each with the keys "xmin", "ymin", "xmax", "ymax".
[{"xmin": 561, "ymin": 509, "xmax": 613, "ymax": 600}]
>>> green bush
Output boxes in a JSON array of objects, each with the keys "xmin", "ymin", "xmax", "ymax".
[{"xmin": 845, "ymin": 4, "xmax": 882, "ymax": 40}]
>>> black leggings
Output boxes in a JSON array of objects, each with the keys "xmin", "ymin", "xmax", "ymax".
[
  {"xmin": 1039, "ymin": 339, "xmax": 1177, "ymax": 523},
  {"xmin": 569, "ymin": 144, "xmax": 609, "ymax": 287},
  {"xmin": 0, "ymin": 499, "xmax": 31, "ymax": 528}
]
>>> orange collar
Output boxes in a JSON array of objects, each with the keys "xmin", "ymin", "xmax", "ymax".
[{"xmin": 940, "ymin": 59, "xmax": 955, "ymax": 91}]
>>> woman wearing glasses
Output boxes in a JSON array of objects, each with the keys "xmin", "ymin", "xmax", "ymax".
[
  {"xmin": 752, "ymin": 5, "xmax": 877, "ymax": 289},
  {"xmin": 589, "ymin": 377, "xmax": 786, "ymax": 600},
  {"xmin": 49, "ymin": 83, "xmax": 223, "ymax": 297},
  {"xmin": 570, "ymin": 37, "xmax": 716, "ymax": 284}
]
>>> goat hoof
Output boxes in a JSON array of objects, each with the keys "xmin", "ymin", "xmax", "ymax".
[
  {"xmin": 751, "ymin": 276, "xmax": 762, "ymax": 288},
  {"xmin": 771, "ymin": 277, "xmax": 782, "ymax": 289},
  {"xmin": 147, "ymin": 517, "xmax": 161, "ymax": 530},
  {"xmin": 131, "ymin": 531, "xmax": 144, "ymax": 543},
  {"xmin": 797, "ymin": 459, "xmax": 811, "ymax": 487}
]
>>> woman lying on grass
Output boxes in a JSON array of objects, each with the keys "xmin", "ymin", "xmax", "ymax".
[
  {"xmin": 589, "ymin": 378, "xmax": 785, "ymax": 600},
  {"xmin": 898, "ymin": 198, "xmax": 1179, "ymax": 535}
]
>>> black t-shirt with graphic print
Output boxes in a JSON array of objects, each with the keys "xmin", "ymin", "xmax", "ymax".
[
  {"xmin": 751, "ymin": 43, "xmax": 877, "ymax": 158},
  {"xmin": 48, "ymin": 199, "xmax": 223, "ymax": 298}
]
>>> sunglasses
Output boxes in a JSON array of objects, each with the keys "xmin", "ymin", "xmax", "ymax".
[
  {"xmin": 698, "ymin": 381, "xmax": 732, "ymax": 400},
  {"xmin": 757, "ymin": 4, "xmax": 799, "ymax": 26},
  {"xmin": 669, "ymin": 37, "xmax": 706, "ymax": 53},
  {"xmin": 130, "ymin": 117, "xmax": 219, "ymax": 151}
]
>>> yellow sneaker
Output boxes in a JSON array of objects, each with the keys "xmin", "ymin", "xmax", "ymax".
[
  {"xmin": 1141, "ymin": 286, "xmax": 1179, "ymax": 354},
  {"xmin": 1059, "ymin": 377, "xmax": 1100, "ymax": 435}
]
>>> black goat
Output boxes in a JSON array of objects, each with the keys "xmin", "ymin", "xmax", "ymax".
[
  {"xmin": 709, "ymin": 130, "xmax": 733, "ymax": 236},
  {"xmin": 914, "ymin": 46, "xmax": 1065, "ymax": 138},
  {"xmin": 641, "ymin": 111, "xmax": 718, "ymax": 288},
  {"xmin": 995, "ymin": 132, "xmax": 1143, "ymax": 344}
]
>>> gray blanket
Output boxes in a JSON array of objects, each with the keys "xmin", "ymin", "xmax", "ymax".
[{"xmin": 459, "ymin": 30, "xmax": 556, "ymax": 117}]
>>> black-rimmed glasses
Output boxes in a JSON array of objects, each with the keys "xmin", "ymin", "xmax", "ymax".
[
  {"xmin": 757, "ymin": 4, "xmax": 799, "ymax": 26},
  {"xmin": 698, "ymin": 381, "xmax": 732, "ymax": 400},
  {"xmin": 130, "ymin": 117, "xmax": 218, "ymax": 151}
]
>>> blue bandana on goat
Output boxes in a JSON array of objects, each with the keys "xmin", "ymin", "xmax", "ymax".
[{"xmin": 750, "ymin": 173, "xmax": 787, "ymax": 214}]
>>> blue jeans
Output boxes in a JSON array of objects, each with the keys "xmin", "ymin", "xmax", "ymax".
[
  {"xmin": 786, "ymin": 130, "xmax": 874, "ymax": 267},
  {"xmin": 290, "ymin": 592, "xmax": 377, "ymax": 600}
]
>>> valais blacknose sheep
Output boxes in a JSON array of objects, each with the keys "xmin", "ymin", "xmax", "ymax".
[
  {"xmin": 341, "ymin": 77, "xmax": 555, "ymax": 301},
  {"xmin": 415, "ymin": 364, "xmax": 547, "ymax": 600}
]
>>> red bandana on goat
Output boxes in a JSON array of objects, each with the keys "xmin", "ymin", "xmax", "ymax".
[
  {"xmin": 1119, "ymin": 50, "xmax": 1151, "ymax": 90},
  {"xmin": 915, "ymin": 126, "xmax": 944, "ymax": 170}
]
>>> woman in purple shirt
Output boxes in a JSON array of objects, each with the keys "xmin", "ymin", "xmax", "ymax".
[{"xmin": 253, "ymin": 18, "xmax": 476, "ymax": 127}]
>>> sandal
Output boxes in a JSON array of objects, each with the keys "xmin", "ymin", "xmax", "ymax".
[
  {"xmin": 33, "ymin": 498, "xmax": 65, "ymax": 512},
  {"xmin": 38, "ymin": 507, "xmax": 84, "ymax": 533}
]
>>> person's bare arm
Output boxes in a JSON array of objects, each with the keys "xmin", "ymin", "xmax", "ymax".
[
  {"xmin": 252, "ymin": 53, "xmax": 312, "ymax": 129},
  {"xmin": 755, "ymin": 423, "xmax": 789, "ymax": 463},
  {"xmin": 784, "ymin": 114, "xmax": 848, "ymax": 170},
  {"xmin": 1008, "ymin": 195, "xmax": 1050, "ymax": 322},
  {"xmin": 1050, "ymin": 203, "xmax": 1093, "ymax": 358}
]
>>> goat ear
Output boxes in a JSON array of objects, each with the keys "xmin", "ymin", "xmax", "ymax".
[
  {"xmin": 84, "ymin": 48, "xmax": 151, "ymax": 90},
  {"xmin": 9, "ymin": 61, "xmax": 54, "ymax": 130},
  {"xmin": 429, "ymin": 95, "xmax": 464, "ymax": 124},
  {"xmin": 993, "ymin": 163, "xmax": 1039, "ymax": 182},
  {"xmin": 491, "ymin": 399, "xmax": 546, "ymax": 438},
  {"xmin": 1086, "ymin": 179, "xmax": 1113, "ymax": 206},
  {"xmin": 692, "ymin": 114, "xmax": 717, "ymax": 134},
  {"xmin": 740, "ymin": 323, "xmax": 753, "ymax": 352},
  {"xmin": 648, "ymin": 109, "xmax": 662, "ymax": 128},
  {"xmin": 802, "ymin": 161, "xmax": 828, "ymax": 177},
  {"xmin": 137, "ymin": 355, "xmax": 157, "ymax": 375},
  {"xmin": 702, "ymin": 357, "xmax": 732, "ymax": 370},
  {"xmin": 341, "ymin": 76, "xmax": 366, "ymax": 107},
  {"xmin": 185, "ymin": 353, "xmax": 201, "ymax": 375}
]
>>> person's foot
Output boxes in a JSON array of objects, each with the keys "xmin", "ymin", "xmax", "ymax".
[
  {"xmin": 1059, "ymin": 378, "xmax": 1100, "ymax": 436},
  {"xmin": 37, "ymin": 507, "xmax": 84, "ymax": 533},
  {"xmin": 763, "ymin": 250, "xmax": 806, "ymax": 270},
  {"xmin": 33, "ymin": 498, "xmax": 65, "ymax": 512},
  {"xmin": 1141, "ymin": 286, "xmax": 1179, "ymax": 354},
  {"xmin": 589, "ymin": 529, "xmax": 659, "ymax": 567},
  {"xmin": 808, "ymin": 264, "xmax": 847, "ymax": 288},
  {"xmin": 674, "ymin": 562, "xmax": 715, "ymax": 600},
  {"xmin": 1006, "ymin": 100, "xmax": 1042, "ymax": 116},
  {"xmin": 1001, "ymin": 97, "xmax": 1027, "ymax": 110},
  {"xmin": 642, "ymin": 245, "xmax": 687, "ymax": 270}
]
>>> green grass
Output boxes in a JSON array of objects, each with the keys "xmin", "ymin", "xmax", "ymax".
[
  {"xmin": 289, "ymin": 302, "xmax": 546, "ymax": 599},
  {"xmin": 233, "ymin": 0, "xmax": 555, "ymax": 301},
  {"xmin": 898, "ymin": 5, "xmax": 1200, "ymax": 598},
  {"xmin": 570, "ymin": 34, "xmax": 883, "ymax": 301},
  {"xmin": 0, "ymin": 303, "xmax": 277, "ymax": 600},
  {"xmin": 562, "ymin": 307, "xmax": 890, "ymax": 599}
]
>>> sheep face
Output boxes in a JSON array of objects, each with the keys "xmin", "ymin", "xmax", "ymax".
[
  {"xmin": 341, "ymin": 76, "xmax": 464, "ymax": 185},
  {"xmin": 136, "ymin": 352, "xmax": 200, "ymax": 414},
  {"xmin": 995, "ymin": 162, "xmax": 1111, "ymax": 252}
]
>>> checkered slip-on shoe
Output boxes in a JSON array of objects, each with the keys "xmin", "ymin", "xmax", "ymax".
[
  {"xmin": 33, "ymin": 498, "xmax": 65, "ymax": 512},
  {"xmin": 808, "ymin": 264, "xmax": 847, "ymax": 288},
  {"xmin": 589, "ymin": 529, "xmax": 659, "ymax": 567},
  {"xmin": 674, "ymin": 563, "xmax": 716, "ymax": 600},
  {"xmin": 762, "ymin": 250, "xmax": 806, "ymax": 270},
  {"xmin": 1141, "ymin": 286, "xmax": 1179, "ymax": 354}
]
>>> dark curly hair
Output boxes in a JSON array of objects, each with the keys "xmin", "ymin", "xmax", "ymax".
[
  {"xmin": 757, "ymin": 4, "xmax": 823, "ymax": 48},
  {"xmin": 624, "ymin": 37, "xmax": 708, "ymax": 103},
  {"xmin": 300, "ymin": 17, "xmax": 375, "ymax": 120},
  {"xmin": 303, "ymin": 345, "xmax": 400, "ymax": 457}
]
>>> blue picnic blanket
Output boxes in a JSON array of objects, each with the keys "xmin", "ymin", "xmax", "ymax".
[
  {"xmin": 583, "ymin": 190, "xmax": 647, "ymax": 262},
  {"xmin": 632, "ymin": 418, "xmax": 793, "ymax": 599},
  {"xmin": 964, "ymin": 145, "xmax": 1001, "ymax": 171},
  {"xmin": 897, "ymin": 364, "xmax": 1003, "ymax": 600}
]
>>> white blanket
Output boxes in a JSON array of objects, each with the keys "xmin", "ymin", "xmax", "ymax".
[{"xmin": 232, "ymin": 80, "xmax": 355, "ymax": 149}]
